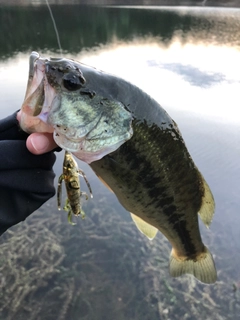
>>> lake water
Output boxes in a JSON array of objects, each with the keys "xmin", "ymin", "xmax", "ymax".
[{"xmin": 0, "ymin": 4, "xmax": 240, "ymax": 320}]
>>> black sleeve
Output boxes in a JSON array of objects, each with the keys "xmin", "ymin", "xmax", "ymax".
[{"xmin": 0, "ymin": 112, "xmax": 56, "ymax": 235}]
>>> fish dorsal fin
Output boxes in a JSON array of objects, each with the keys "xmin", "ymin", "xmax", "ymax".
[
  {"xmin": 198, "ymin": 177, "xmax": 215, "ymax": 228},
  {"xmin": 130, "ymin": 213, "xmax": 158, "ymax": 240}
]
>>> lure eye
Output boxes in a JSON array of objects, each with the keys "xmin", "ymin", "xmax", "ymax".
[{"xmin": 63, "ymin": 73, "xmax": 83, "ymax": 91}]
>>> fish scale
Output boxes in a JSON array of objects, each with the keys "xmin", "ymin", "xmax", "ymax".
[{"xmin": 90, "ymin": 120, "xmax": 204, "ymax": 256}]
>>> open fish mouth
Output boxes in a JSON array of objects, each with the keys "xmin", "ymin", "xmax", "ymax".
[
  {"xmin": 20, "ymin": 52, "xmax": 56, "ymax": 133},
  {"xmin": 20, "ymin": 51, "xmax": 133, "ymax": 163}
]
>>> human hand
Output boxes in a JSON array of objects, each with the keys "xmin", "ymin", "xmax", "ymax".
[
  {"xmin": 0, "ymin": 111, "xmax": 58, "ymax": 235},
  {"xmin": 17, "ymin": 111, "xmax": 58, "ymax": 154}
]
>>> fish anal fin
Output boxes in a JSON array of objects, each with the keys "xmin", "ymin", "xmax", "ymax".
[
  {"xmin": 198, "ymin": 177, "xmax": 215, "ymax": 228},
  {"xmin": 130, "ymin": 213, "xmax": 158, "ymax": 240},
  {"xmin": 169, "ymin": 246, "xmax": 217, "ymax": 284}
]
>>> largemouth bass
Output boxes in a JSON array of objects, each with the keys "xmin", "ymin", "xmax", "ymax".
[{"xmin": 20, "ymin": 52, "xmax": 217, "ymax": 284}]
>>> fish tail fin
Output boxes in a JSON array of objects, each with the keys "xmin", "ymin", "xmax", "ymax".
[{"xmin": 169, "ymin": 246, "xmax": 217, "ymax": 284}]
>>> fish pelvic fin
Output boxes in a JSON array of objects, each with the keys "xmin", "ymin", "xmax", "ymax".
[
  {"xmin": 130, "ymin": 213, "xmax": 158, "ymax": 240},
  {"xmin": 198, "ymin": 177, "xmax": 215, "ymax": 228},
  {"xmin": 169, "ymin": 246, "xmax": 217, "ymax": 284}
]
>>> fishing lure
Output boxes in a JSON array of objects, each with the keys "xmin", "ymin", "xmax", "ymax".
[{"xmin": 57, "ymin": 151, "xmax": 93, "ymax": 224}]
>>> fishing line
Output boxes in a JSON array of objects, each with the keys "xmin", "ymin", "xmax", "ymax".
[{"xmin": 45, "ymin": 0, "xmax": 63, "ymax": 56}]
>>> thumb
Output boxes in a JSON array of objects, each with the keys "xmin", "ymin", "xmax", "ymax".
[{"xmin": 27, "ymin": 133, "xmax": 58, "ymax": 154}]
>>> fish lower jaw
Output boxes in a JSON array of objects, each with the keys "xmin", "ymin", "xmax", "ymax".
[
  {"xmin": 53, "ymin": 132, "xmax": 98, "ymax": 163},
  {"xmin": 54, "ymin": 128, "xmax": 131, "ymax": 163},
  {"xmin": 53, "ymin": 131, "xmax": 86, "ymax": 152}
]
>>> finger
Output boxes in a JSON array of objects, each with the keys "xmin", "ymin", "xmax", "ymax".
[
  {"xmin": 27, "ymin": 133, "xmax": 58, "ymax": 154},
  {"xmin": 16, "ymin": 110, "xmax": 22, "ymax": 122}
]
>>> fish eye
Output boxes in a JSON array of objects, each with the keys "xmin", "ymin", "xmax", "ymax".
[{"xmin": 63, "ymin": 73, "xmax": 82, "ymax": 91}]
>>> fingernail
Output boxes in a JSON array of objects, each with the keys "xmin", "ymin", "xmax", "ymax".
[{"xmin": 31, "ymin": 134, "xmax": 50, "ymax": 153}]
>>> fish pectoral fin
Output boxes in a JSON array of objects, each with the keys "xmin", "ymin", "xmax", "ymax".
[
  {"xmin": 130, "ymin": 213, "xmax": 158, "ymax": 240},
  {"xmin": 95, "ymin": 175, "xmax": 114, "ymax": 193},
  {"xmin": 198, "ymin": 177, "xmax": 215, "ymax": 228},
  {"xmin": 169, "ymin": 246, "xmax": 217, "ymax": 284}
]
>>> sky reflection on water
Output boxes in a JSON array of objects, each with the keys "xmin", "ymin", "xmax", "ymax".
[{"xmin": 1, "ymin": 36, "xmax": 239, "ymax": 124}]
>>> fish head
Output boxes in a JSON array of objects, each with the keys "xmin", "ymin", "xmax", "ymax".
[{"xmin": 20, "ymin": 51, "xmax": 133, "ymax": 163}]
